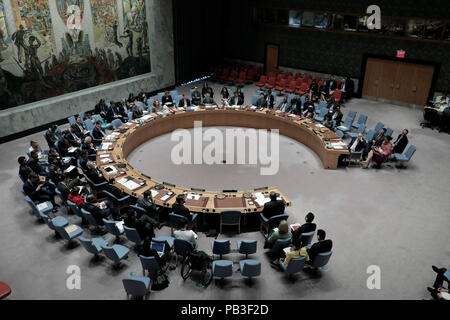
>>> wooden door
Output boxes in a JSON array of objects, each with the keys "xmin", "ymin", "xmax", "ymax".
[
  {"xmin": 379, "ymin": 60, "xmax": 398, "ymax": 101},
  {"xmin": 362, "ymin": 58, "xmax": 385, "ymax": 98},
  {"xmin": 393, "ymin": 62, "xmax": 416, "ymax": 104},
  {"xmin": 265, "ymin": 44, "xmax": 279, "ymax": 75},
  {"xmin": 411, "ymin": 64, "xmax": 435, "ymax": 105}
]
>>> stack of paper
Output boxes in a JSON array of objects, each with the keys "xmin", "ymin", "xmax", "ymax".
[
  {"xmin": 104, "ymin": 165, "xmax": 117, "ymax": 175},
  {"xmin": 100, "ymin": 143, "xmax": 112, "ymax": 150},
  {"xmin": 187, "ymin": 193, "xmax": 200, "ymax": 200},
  {"xmin": 100, "ymin": 158, "xmax": 112, "ymax": 164},
  {"xmin": 116, "ymin": 221, "xmax": 124, "ymax": 232},
  {"xmin": 160, "ymin": 194, "xmax": 171, "ymax": 201},
  {"xmin": 331, "ymin": 141, "xmax": 347, "ymax": 150},
  {"xmin": 99, "ymin": 154, "xmax": 110, "ymax": 158},
  {"xmin": 150, "ymin": 189, "xmax": 159, "ymax": 198},
  {"xmin": 253, "ymin": 192, "xmax": 282, "ymax": 206},
  {"xmin": 117, "ymin": 177, "xmax": 141, "ymax": 190},
  {"xmin": 68, "ymin": 147, "xmax": 77, "ymax": 153}
]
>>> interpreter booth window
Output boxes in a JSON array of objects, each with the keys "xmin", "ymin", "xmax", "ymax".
[
  {"xmin": 381, "ymin": 18, "xmax": 406, "ymax": 36},
  {"xmin": 343, "ymin": 15, "xmax": 357, "ymax": 31},
  {"xmin": 314, "ymin": 13, "xmax": 329, "ymax": 29},
  {"xmin": 301, "ymin": 11, "xmax": 315, "ymax": 27},
  {"xmin": 288, "ymin": 10, "xmax": 301, "ymax": 27}
]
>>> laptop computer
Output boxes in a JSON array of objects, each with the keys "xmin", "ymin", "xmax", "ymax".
[{"xmin": 151, "ymin": 242, "xmax": 165, "ymax": 257}]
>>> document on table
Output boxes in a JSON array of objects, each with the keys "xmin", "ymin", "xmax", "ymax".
[
  {"xmin": 150, "ymin": 189, "xmax": 159, "ymax": 198},
  {"xmin": 99, "ymin": 154, "xmax": 110, "ymax": 158},
  {"xmin": 117, "ymin": 177, "xmax": 141, "ymax": 190},
  {"xmin": 100, "ymin": 143, "xmax": 112, "ymax": 150},
  {"xmin": 141, "ymin": 114, "xmax": 154, "ymax": 120},
  {"xmin": 331, "ymin": 141, "xmax": 347, "ymax": 150},
  {"xmin": 253, "ymin": 192, "xmax": 282, "ymax": 206},
  {"xmin": 100, "ymin": 158, "xmax": 112, "ymax": 164},
  {"xmin": 64, "ymin": 165, "xmax": 76, "ymax": 172},
  {"xmin": 160, "ymin": 194, "xmax": 171, "ymax": 201},
  {"xmin": 104, "ymin": 165, "xmax": 117, "ymax": 175},
  {"xmin": 187, "ymin": 193, "xmax": 200, "ymax": 200}
]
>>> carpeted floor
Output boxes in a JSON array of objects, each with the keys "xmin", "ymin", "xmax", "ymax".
[{"xmin": 0, "ymin": 80, "xmax": 448, "ymax": 300}]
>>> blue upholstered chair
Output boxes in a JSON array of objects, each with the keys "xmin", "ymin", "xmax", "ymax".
[
  {"xmin": 314, "ymin": 108, "xmax": 328, "ymax": 122},
  {"xmin": 103, "ymin": 219, "xmax": 125, "ymax": 243},
  {"xmin": 251, "ymin": 94, "xmax": 259, "ymax": 106},
  {"xmin": 279, "ymin": 256, "xmax": 307, "ymax": 278},
  {"xmin": 237, "ymin": 239, "xmax": 257, "ymax": 259},
  {"xmin": 168, "ymin": 212, "xmax": 198, "ymax": 234},
  {"xmin": 212, "ymin": 260, "xmax": 233, "ymax": 283},
  {"xmin": 111, "ymin": 119, "xmax": 124, "ymax": 129},
  {"xmin": 239, "ymin": 259, "xmax": 261, "ymax": 281},
  {"xmin": 67, "ymin": 200, "xmax": 83, "ymax": 218},
  {"xmin": 348, "ymin": 124, "xmax": 366, "ymax": 139},
  {"xmin": 129, "ymin": 204, "xmax": 148, "ymax": 219},
  {"xmin": 309, "ymin": 251, "xmax": 333, "ymax": 269},
  {"xmin": 101, "ymin": 244, "xmax": 130, "ymax": 268},
  {"xmin": 365, "ymin": 129, "xmax": 376, "ymax": 144},
  {"xmin": 211, "ymin": 240, "xmax": 231, "ymax": 259},
  {"xmin": 373, "ymin": 122, "xmax": 384, "ymax": 134},
  {"xmin": 260, "ymin": 213, "xmax": 289, "ymax": 235},
  {"xmin": 299, "ymin": 231, "xmax": 315, "ymax": 247},
  {"xmin": 152, "ymin": 236, "xmax": 175, "ymax": 249},
  {"xmin": 123, "ymin": 226, "xmax": 143, "ymax": 246},
  {"xmin": 394, "ymin": 145, "xmax": 416, "ymax": 168},
  {"xmin": 220, "ymin": 210, "xmax": 241, "ymax": 234},
  {"xmin": 78, "ymin": 236, "xmax": 108, "ymax": 260},
  {"xmin": 67, "ymin": 116, "xmax": 76, "ymax": 126},
  {"xmin": 384, "ymin": 128, "xmax": 393, "ymax": 137},
  {"xmin": 336, "ymin": 117, "xmax": 353, "ymax": 133},
  {"xmin": 157, "ymin": 92, "xmax": 164, "ymax": 103},
  {"xmin": 335, "ymin": 130, "xmax": 344, "ymax": 139},
  {"xmin": 139, "ymin": 255, "xmax": 161, "ymax": 277},
  {"xmin": 54, "ymin": 224, "xmax": 83, "ymax": 247},
  {"xmin": 122, "ymin": 276, "xmax": 151, "ymax": 300},
  {"xmin": 103, "ymin": 190, "xmax": 131, "ymax": 211},
  {"xmin": 270, "ymin": 237, "xmax": 292, "ymax": 258},
  {"xmin": 24, "ymin": 196, "xmax": 53, "ymax": 219},
  {"xmin": 351, "ymin": 114, "xmax": 368, "ymax": 130},
  {"xmin": 83, "ymin": 173, "xmax": 108, "ymax": 191}
]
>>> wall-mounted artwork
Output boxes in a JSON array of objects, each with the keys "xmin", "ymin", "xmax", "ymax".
[{"xmin": 0, "ymin": 0, "xmax": 151, "ymax": 110}]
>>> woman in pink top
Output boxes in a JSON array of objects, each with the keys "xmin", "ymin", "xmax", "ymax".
[{"xmin": 362, "ymin": 136, "xmax": 393, "ymax": 169}]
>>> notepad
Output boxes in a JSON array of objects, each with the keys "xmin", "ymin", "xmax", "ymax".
[
  {"xmin": 187, "ymin": 193, "xmax": 200, "ymax": 200},
  {"xmin": 116, "ymin": 221, "xmax": 124, "ymax": 232},
  {"xmin": 64, "ymin": 165, "xmax": 76, "ymax": 172},
  {"xmin": 64, "ymin": 225, "xmax": 77, "ymax": 234},
  {"xmin": 36, "ymin": 202, "xmax": 49, "ymax": 211},
  {"xmin": 99, "ymin": 154, "xmax": 110, "ymax": 158},
  {"xmin": 100, "ymin": 143, "xmax": 112, "ymax": 150},
  {"xmin": 150, "ymin": 189, "xmax": 159, "ymax": 198},
  {"xmin": 160, "ymin": 194, "xmax": 170, "ymax": 201}
]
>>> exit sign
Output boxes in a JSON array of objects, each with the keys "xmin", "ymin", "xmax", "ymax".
[{"xmin": 397, "ymin": 50, "xmax": 406, "ymax": 58}]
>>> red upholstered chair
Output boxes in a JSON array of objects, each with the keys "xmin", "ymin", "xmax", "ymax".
[
  {"xmin": 256, "ymin": 75, "xmax": 267, "ymax": 87},
  {"xmin": 0, "ymin": 282, "xmax": 11, "ymax": 299},
  {"xmin": 236, "ymin": 71, "xmax": 246, "ymax": 84},
  {"xmin": 295, "ymin": 77, "xmax": 303, "ymax": 89},
  {"xmin": 265, "ymin": 77, "xmax": 276, "ymax": 89},
  {"xmin": 296, "ymin": 82, "xmax": 309, "ymax": 95},
  {"xmin": 256, "ymin": 66, "xmax": 263, "ymax": 78},
  {"xmin": 275, "ymin": 73, "xmax": 284, "ymax": 85},
  {"xmin": 275, "ymin": 79, "xmax": 287, "ymax": 95},
  {"xmin": 267, "ymin": 71, "xmax": 275, "ymax": 79},
  {"xmin": 294, "ymin": 72, "xmax": 302, "ymax": 79},
  {"xmin": 286, "ymin": 75, "xmax": 294, "ymax": 83},
  {"xmin": 217, "ymin": 67, "xmax": 229, "ymax": 81},
  {"xmin": 315, "ymin": 76, "xmax": 322, "ymax": 83},
  {"xmin": 285, "ymin": 80, "xmax": 297, "ymax": 94},
  {"xmin": 246, "ymin": 67, "xmax": 254, "ymax": 80},
  {"xmin": 285, "ymin": 71, "xmax": 293, "ymax": 77},
  {"xmin": 228, "ymin": 69, "xmax": 238, "ymax": 82}
]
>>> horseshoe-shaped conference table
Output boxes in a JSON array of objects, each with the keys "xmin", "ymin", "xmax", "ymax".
[{"xmin": 96, "ymin": 106, "xmax": 349, "ymax": 215}]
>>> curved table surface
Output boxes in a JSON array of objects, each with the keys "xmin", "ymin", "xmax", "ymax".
[{"xmin": 96, "ymin": 106, "xmax": 349, "ymax": 214}]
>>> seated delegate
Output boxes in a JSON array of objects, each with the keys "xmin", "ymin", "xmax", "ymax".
[{"xmin": 361, "ymin": 136, "xmax": 393, "ymax": 169}]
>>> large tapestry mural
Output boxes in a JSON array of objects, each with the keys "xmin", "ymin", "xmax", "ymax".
[{"xmin": 0, "ymin": 0, "xmax": 151, "ymax": 110}]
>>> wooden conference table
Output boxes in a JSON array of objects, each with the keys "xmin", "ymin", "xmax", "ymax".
[{"xmin": 96, "ymin": 105, "xmax": 349, "ymax": 214}]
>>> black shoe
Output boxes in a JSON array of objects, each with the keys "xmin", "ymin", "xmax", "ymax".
[
  {"xmin": 52, "ymin": 208, "xmax": 58, "ymax": 213},
  {"xmin": 427, "ymin": 287, "xmax": 435, "ymax": 293},
  {"xmin": 432, "ymin": 265, "xmax": 440, "ymax": 273},
  {"xmin": 54, "ymin": 204, "xmax": 61, "ymax": 208}
]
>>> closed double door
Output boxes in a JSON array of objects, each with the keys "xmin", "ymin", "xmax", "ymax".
[{"xmin": 362, "ymin": 58, "xmax": 435, "ymax": 105}]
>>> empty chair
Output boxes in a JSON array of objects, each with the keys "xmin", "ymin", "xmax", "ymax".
[
  {"xmin": 365, "ymin": 129, "xmax": 376, "ymax": 144},
  {"xmin": 84, "ymin": 119, "xmax": 94, "ymax": 131},
  {"xmin": 219, "ymin": 210, "xmax": 241, "ymax": 234},
  {"xmin": 279, "ymin": 256, "xmax": 307, "ymax": 277},
  {"xmin": 122, "ymin": 276, "xmax": 151, "ymax": 300},
  {"xmin": 237, "ymin": 239, "xmax": 257, "ymax": 259},
  {"xmin": 347, "ymin": 109, "xmax": 357, "ymax": 122},
  {"xmin": 67, "ymin": 116, "xmax": 76, "ymax": 126},
  {"xmin": 103, "ymin": 219, "xmax": 125, "ymax": 243},
  {"xmin": 212, "ymin": 260, "xmax": 233, "ymax": 283},
  {"xmin": 174, "ymin": 238, "xmax": 195, "ymax": 265},
  {"xmin": 170, "ymin": 90, "xmax": 178, "ymax": 101},
  {"xmin": 348, "ymin": 124, "xmax": 366, "ymax": 139},
  {"xmin": 211, "ymin": 240, "xmax": 231, "ymax": 259},
  {"xmin": 139, "ymin": 255, "xmax": 161, "ymax": 277},
  {"xmin": 314, "ymin": 108, "xmax": 328, "ymax": 122},
  {"xmin": 352, "ymin": 114, "xmax": 368, "ymax": 130},
  {"xmin": 112, "ymin": 119, "xmax": 124, "ymax": 129},
  {"xmin": 394, "ymin": 145, "xmax": 416, "ymax": 167},
  {"xmin": 152, "ymin": 236, "xmax": 175, "ymax": 249},
  {"xmin": 309, "ymin": 251, "xmax": 333, "ymax": 269},
  {"xmin": 101, "ymin": 244, "xmax": 130, "ymax": 268},
  {"xmin": 336, "ymin": 117, "xmax": 353, "ymax": 133},
  {"xmin": 67, "ymin": 200, "xmax": 83, "ymax": 218},
  {"xmin": 318, "ymin": 100, "xmax": 328, "ymax": 110},
  {"xmin": 42, "ymin": 215, "xmax": 69, "ymax": 238},
  {"xmin": 78, "ymin": 236, "xmax": 108, "ymax": 260},
  {"xmin": 373, "ymin": 122, "xmax": 384, "ymax": 134},
  {"xmin": 54, "ymin": 224, "xmax": 83, "ymax": 247},
  {"xmin": 260, "ymin": 213, "xmax": 289, "ymax": 235},
  {"xmin": 157, "ymin": 92, "xmax": 164, "ymax": 103},
  {"xmin": 123, "ymin": 226, "xmax": 143, "ymax": 246},
  {"xmin": 239, "ymin": 259, "xmax": 261, "ymax": 281},
  {"xmin": 24, "ymin": 196, "xmax": 53, "ymax": 218}
]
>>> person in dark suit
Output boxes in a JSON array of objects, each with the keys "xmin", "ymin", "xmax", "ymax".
[
  {"xmin": 57, "ymin": 173, "xmax": 80, "ymax": 199},
  {"xmin": 132, "ymin": 102, "xmax": 144, "ymax": 119},
  {"xmin": 172, "ymin": 194, "xmax": 192, "ymax": 221},
  {"xmin": 28, "ymin": 150, "xmax": 47, "ymax": 176},
  {"xmin": 72, "ymin": 117, "xmax": 87, "ymax": 138},
  {"xmin": 342, "ymin": 76, "xmax": 354, "ymax": 101},
  {"xmin": 85, "ymin": 161, "xmax": 107, "ymax": 185},
  {"xmin": 18, "ymin": 156, "xmax": 32, "ymax": 182},
  {"xmin": 393, "ymin": 129, "xmax": 409, "ymax": 154},
  {"xmin": 92, "ymin": 121, "xmax": 106, "ymax": 141},
  {"xmin": 370, "ymin": 128, "xmax": 387, "ymax": 149},
  {"xmin": 95, "ymin": 99, "xmax": 108, "ymax": 119},
  {"xmin": 48, "ymin": 156, "xmax": 64, "ymax": 183},
  {"xmin": 56, "ymin": 134, "xmax": 70, "ymax": 157},
  {"xmin": 265, "ymin": 90, "xmax": 274, "ymax": 108},
  {"xmin": 262, "ymin": 191, "xmax": 285, "ymax": 219},
  {"xmin": 292, "ymin": 212, "xmax": 317, "ymax": 247},
  {"xmin": 318, "ymin": 82, "xmax": 328, "ymax": 99},
  {"xmin": 327, "ymin": 77, "xmax": 337, "ymax": 91},
  {"xmin": 81, "ymin": 137, "xmax": 97, "ymax": 160},
  {"xmin": 202, "ymin": 92, "xmax": 215, "ymax": 105},
  {"xmin": 302, "ymin": 105, "xmax": 315, "ymax": 119},
  {"xmin": 229, "ymin": 91, "xmax": 244, "ymax": 106},
  {"xmin": 290, "ymin": 98, "xmax": 302, "ymax": 114},
  {"xmin": 331, "ymin": 105, "xmax": 343, "ymax": 127},
  {"xmin": 67, "ymin": 125, "xmax": 82, "ymax": 147},
  {"xmin": 161, "ymin": 91, "xmax": 174, "ymax": 107},
  {"xmin": 277, "ymin": 96, "xmax": 291, "ymax": 112},
  {"xmin": 255, "ymin": 93, "xmax": 267, "ymax": 108},
  {"xmin": 137, "ymin": 190, "xmax": 163, "ymax": 219},
  {"xmin": 137, "ymin": 89, "xmax": 147, "ymax": 102},
  {"xmin": 306, "ymin": 229, "xmax": 333, "ymax": 265},
  {"xmin": 44, "ymin": 125, "xmax": 60, "ymax": 149},
  {"xmin": 124, "ymin": 208, "xmax": 158, "ymax": 239},
  {"xmin": 82, "ymin": 194, "xmax": 117, "ymax": 225},
  {"xmin": 348, "ymin": 133, "xmax": 367, "ymax": 153},
  {"xmin": 23, "ymin": 172, "xmax": 58, "ymax": 211},
  {"xmin": 191, "ymin": 87, "xmax": 202, "ymax": 105},
  {"xmin": 201, "ymin": 82, "xmax": 210, "ymax": 98},
  {"xmin": 236, "ymin": 87, "xmax": 244, "ymax": 100},
  {"xmin": 178, "ymin": 94, "xmax": 191, "ymax": 108},
  {"xmin": 78, "ymin": 150, "xmax": 90, "ymax": 172}
]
